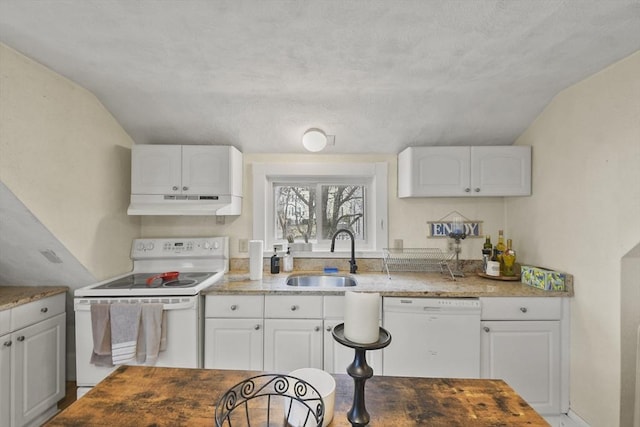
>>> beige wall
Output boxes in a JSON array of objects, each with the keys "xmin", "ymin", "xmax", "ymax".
[
  {"xmin": 507, "ymin": 51, "xmax": 640, "ymax": 426},
  {"xmin": 141, "ymin": 153, "xmax": 507, "ymax": 261},
  {"xmin": 0, "ymin": 43, "xmax": 140, "ymax": 280}
]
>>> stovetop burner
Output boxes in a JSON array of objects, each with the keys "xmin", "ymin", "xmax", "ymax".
[{"xmin": 94, "ymin": 272, "xmax": 216, "ymax": 290}]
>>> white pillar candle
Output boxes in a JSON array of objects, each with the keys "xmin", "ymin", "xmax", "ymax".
[{"xmin": 344, "ymin": 291, "xmax": 380, "ymax": 344}]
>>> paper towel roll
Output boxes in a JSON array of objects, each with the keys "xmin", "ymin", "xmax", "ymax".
[
  {"xmin": 344, "ymin": 291, "xmax": 380, "ymax": 344},
  {"xmin": 249, "ymin": 240, "xmax": 264, "ymax": 280}
]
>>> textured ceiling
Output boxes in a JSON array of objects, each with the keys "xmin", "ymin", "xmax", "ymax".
[{"xmin": 1, "ymin": 0, "xmax": 639, "ymax": 154}]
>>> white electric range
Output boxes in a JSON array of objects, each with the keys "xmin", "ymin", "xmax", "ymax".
[{"xmin": 74, "ymin": 236, "xmax": 228, "ymax": 397}]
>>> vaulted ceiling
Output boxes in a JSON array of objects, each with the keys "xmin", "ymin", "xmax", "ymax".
[{"xmin": 1, "ymin": 0, "xmax": 639, "ymax": 153}]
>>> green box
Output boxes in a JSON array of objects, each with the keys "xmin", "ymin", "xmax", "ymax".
[{"xmin": 521, "ymin": 265, "xmax": 566, "ymax": 291}]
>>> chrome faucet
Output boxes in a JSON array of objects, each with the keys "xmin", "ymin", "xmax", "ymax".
[{"xmin": 330, "ymin": 229, "xmax": 358, "ymax": 274}]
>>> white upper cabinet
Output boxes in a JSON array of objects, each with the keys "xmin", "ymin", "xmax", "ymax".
[
  {"xmin": 132, "ymin": 145, "xmax": 242, "ymax": 197},
  {"xmin": 398, "ymin": 146, "xmax": 531, "ymax": 197},
  {"xmin": 132, "ymin": 145, "xmax": 182, "ymax": 195}
]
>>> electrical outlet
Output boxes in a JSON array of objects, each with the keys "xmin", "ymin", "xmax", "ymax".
[
  {"xmin": 447, "ymin": 240, "xmax": 454, "ymax": 252},
  {"xmin": 393, "ymin": 239, "xmax": 403, "ymax": 249},
  {"xmin": 239, "ymin": 239, "xmax": 249, "ymax": 253}
]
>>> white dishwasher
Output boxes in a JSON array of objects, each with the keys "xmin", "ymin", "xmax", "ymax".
[{"xmin": 382, "ymin": 297, "xmax": 481, "ymax": 378}]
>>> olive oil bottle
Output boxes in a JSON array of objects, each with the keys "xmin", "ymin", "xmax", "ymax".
[
  {"xmin": 495, "ymin": 230, "xmax": 506, "ymax": 275},
  {"xmin": 502, "ymin": 239, "xmax": 517, "ymax": 276}
]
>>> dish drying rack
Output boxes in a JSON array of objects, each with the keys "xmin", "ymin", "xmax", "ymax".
[{"xmin": 382, "ymin": 248, "xmax": 456, "ymax": 280}]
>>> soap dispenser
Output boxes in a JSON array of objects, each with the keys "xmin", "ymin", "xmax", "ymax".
[
  {"xmin": 270, "ymin": 248, "xmax": 280, "ymax": 274},
  {"xmin": 283, "ymin": 247, "xmax": 293, "ymax": 272}
]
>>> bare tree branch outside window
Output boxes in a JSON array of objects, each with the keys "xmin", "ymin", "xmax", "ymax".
[{"xmin": 275, "ymin": 184, "xmax": 364, "ymax": 242}]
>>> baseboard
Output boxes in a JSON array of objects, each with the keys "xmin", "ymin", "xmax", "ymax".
[
  {"xmin": 544, "ymin": 411, "xmax": 590, "ymax": 427},
  {"xmin": 566, "ymin": 410, "xmax": 590, "ymax": 427}
]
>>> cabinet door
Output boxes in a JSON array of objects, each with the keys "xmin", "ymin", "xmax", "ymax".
[
  {"xmin": 398, "ymin": 146, "xmax": 470, "ymax": 197},
  {"xmin": 182, "ymin": 146, "xmax": 230, "ymax": 195},
  {"xmin": 323, "ymin": 319, "xmax": 382, "ymax": 375},
  {"xmin": 264, "ymin": 319, "xmax": 323, "ymax": 372},
  {"xmin": 13, "ymin": 313, "xmax": 65, "ymax": 427},
  {"xmin": 471, "ymin": 146, "xmax": 531, "ymax": 196},
  {"xmin": 131, "ymin": 145, "xmax": 182, "ymax": 194},
  {"xmin": 0, "ymin": 334, "xmax": 10, "ymax": 427},
  {"xmin": 481, "ymin": 320, "xmax": 560, "ymax": 414},
  {"xmin": 204, "ymin": 318, "xmax": 263, "ymax": 371}
]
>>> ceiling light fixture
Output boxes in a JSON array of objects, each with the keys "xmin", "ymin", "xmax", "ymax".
[{"xmin": 302, "ymin": 128, "xmax": 327, "ymax": 152}]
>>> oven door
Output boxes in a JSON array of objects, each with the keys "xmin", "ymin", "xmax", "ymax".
[{"xmin": 74, "ymin": 296, "xmax": 202, "ymax": 388}]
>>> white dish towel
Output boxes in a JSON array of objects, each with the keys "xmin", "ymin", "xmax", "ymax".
[
  {"xmin": 136, "ymin": 303, "xmax": 166, "ymax": 365},
  {"xmin": 110, "ymin": 303, "xmax": 142, "ymax": 365},
  {"xmin": 89, "ymin": 304, "xmax": 113, "ymax": 367}
]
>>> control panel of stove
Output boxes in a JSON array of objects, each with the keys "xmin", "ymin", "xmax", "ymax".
[{"xmin": 131, "ymin": 237, "xmax": 228, "ymax": 258}]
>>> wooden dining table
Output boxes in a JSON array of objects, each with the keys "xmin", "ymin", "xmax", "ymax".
[{"xmin": 46, "ymin": 365, "xmax": 549, "ymax": 426}]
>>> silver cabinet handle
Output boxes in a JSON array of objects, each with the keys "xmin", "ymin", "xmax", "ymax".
[
  {"xmin": 520, "ymin": 307, "xmax": 528, "ymax": 313},
  {"xmin": 314, "ymin": 326, "xmax": 321, "ymax": 332},
  {"xmin": 183, "ymin": 186, "xmax": 189, "ymax": 191},
  {"xmin": 254, "ymin": 325, "xmax": 261, "ymax": 330},
  {"xmin": 483, "ymin": 327, "xmax": 490, "ymax": 333},
  {"xmin": 290, "ymin": 305, "xmax": 298, "ymax": 311},
  {"xmin": 230, "ymin": 305, "xmax": 237, "ymax": 311},
  {"xmin": 172, "ymin": 186, "xmax": 179, "ymax": 191},
  {"xmin": 41, "ymin": 307, "xmax": 48, "ymax": 313},
  {"xmin": 474, "ymin": 188, "xmax": 481, "ymax": 192},
  {"xmin": 3, "ymin": 341, "xmax": 11, "ymax": 347},
  {"xmin": 464, "ymin": 188, "xmax": 471, "ymax": 193},
  {"xmin": 17, "ymin": 336, "xmax": 25, "ymax": 342}
]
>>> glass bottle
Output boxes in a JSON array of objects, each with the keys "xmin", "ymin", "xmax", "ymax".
[
  {"xmin": 482, "ymin": 235, "xmax": 492, "ymax": 272},
  {"xmin": 270, "ymin": 248, "xmax": 280, "ymax": 274},
  {"xmin": 502, "ymin": 239, "xmax": 517, "ymax": 276},
  {"xmin": 495, "ymin": 230, "xmax": 506, "ymax": 275}
]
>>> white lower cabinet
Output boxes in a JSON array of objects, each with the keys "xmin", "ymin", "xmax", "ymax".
[
  {"xmin": 264, "ymin": 295, "xmax": 324, "ymax": 372},
  {"xmin": 0, "ymin": 293, "xmax": 66, "ymax": 427},
  {"xmin": 206, "ymin": 294, "xmax": 383, "ymax": 374},
  {"xmin": 204, "ymin": 295, "xmax": 264, "ymax": 370},
  {"xmin": 264, "ymin": 319, "xmax": 323, "ymax": 371},
  {"xmin": 480, "ymin": 297, "xmax": 566, "ymax": 415},
  {"xmin": 204, "ymin": 318, "xmax": 264, "ymax": 370}
]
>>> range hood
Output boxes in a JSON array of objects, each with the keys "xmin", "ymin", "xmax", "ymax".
[{"xmin": 127, "ymin": 194, "xmax": 242, "ymax": 216}]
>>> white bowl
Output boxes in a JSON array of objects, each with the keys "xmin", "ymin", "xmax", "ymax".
[{"xmin": 287, "ymin": 368, "xmax": 336, "ymax": 427}]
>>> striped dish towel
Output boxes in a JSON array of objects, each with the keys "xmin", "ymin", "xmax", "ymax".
[{"xmin": 110, "ymin": 303, "xmax": 142, "ymax": 365}]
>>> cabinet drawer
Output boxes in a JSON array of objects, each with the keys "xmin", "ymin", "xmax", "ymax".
[
  {"xmin": 480, "ymin": 297, "xmax": 562, "ymax": 320},
  {"xmin": 11, "ymin": 293, "xmax": 65, "ymax": 331},
  {"xmin": 206, "ymin": 295, "xmax": 264, "ymax": 318},
  {"xmin": 323, "ymin": 296, "xmax": 345, "ymax": 318},
  {"xmin": 265, "ymin": 295, "xmax": 323, "ymax": 319}
]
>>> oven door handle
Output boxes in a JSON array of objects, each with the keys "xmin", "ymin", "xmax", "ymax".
[{"xmin": 74, "ymin": 298, "xmax": 197, "ymax": 311}]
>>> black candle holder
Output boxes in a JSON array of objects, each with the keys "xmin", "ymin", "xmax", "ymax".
[{"xmin": 332, "ymin": 323, "xmax": 392, "ymax": 427}]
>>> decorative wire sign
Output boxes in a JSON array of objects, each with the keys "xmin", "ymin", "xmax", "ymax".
[
  {"xmin": 427, "ymin": 211, "xmax": 483, "ymax": 238},
  {"xmin": 215, "ymin": 374, "xmax": 324, "ymax": 427}
]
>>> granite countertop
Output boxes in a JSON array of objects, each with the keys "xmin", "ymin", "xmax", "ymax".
[
  {"xmin": 45, "ymin": 365, "xmax": 548, "ymax": 426},
  {"xmin": 0, "ymin": 286, "xmax": 69, "ymax": 310},
  {"xmin": 203, "ymin": 271, "xmax": 573, "ymax": 297}
]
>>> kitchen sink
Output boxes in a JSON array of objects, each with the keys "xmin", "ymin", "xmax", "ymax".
[{"xmin": 285, "ymin": 274, "xmax": 357, "ymax": 287}]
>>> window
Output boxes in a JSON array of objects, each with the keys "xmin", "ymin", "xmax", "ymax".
[
  {"xmin": 253, "ymin": 162, "xmax": 388, "ymax": 255},
  {"xmin": 275, "ymin": 183, "xmax": 365, "ymax": 242}
]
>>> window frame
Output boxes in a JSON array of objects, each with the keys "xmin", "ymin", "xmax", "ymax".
[{"xmin": 253, "ymin": 162, "xmax": 388, "ymax": 256}]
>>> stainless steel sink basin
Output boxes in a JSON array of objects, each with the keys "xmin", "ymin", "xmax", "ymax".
[{"xmin": 285, "ymin": 274, "xmax": 357, "ymax": 287}]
